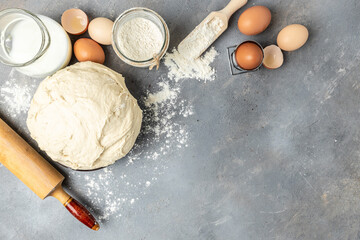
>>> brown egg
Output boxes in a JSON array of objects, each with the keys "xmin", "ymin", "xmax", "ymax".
[
  {"xmin": 74, "ymin": 38, "xmax": 105, "ymax": 64},
  {"xmin": 235, "ymin": 42, "xmax": 263, "ymax": 70},
  {"xmin": 238, "ymin": 6, "xmax": 271, "ymax": 36},
  {"xmin": 61, "ymin": 9, "xmax": 88, "ymax": 35}
]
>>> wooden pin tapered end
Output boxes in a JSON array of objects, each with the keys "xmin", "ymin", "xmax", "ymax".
[{"xmin": 92, "ymin": 223, "xmax": 100, "ymax": 231}]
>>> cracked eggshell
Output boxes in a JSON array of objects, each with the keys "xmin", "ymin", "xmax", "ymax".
[
  {"xmin": 61, "ymin": 8, "xmax": 88, "ymax": 35},
  {"xmin": 263, "ymin": 45, "xmax": 284, "ymax": 69}
]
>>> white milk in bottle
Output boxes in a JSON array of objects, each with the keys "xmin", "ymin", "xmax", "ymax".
[{"xmin": 0, "ymin": 9, "xmax": 72, "ymax": 78}]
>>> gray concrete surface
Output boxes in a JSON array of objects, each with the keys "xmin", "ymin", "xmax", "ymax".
[{"xmin": 1, "ymin": 0, "xmax": 360, "ymax": 239}]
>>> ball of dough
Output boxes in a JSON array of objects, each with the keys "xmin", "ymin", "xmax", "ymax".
[{"xmin": 27, "ymin": 62, "xmax": 142, "ymax": 170}]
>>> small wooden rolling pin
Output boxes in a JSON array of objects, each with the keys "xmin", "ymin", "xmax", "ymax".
[{"xmin": 0, "ymin": 118, "xmax": 100, "ymax": 231}]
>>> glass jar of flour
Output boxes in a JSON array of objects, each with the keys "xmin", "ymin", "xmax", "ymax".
[
  {"xmin": 0, "ymin": 8, "xmax": 72, "ymax": 78},
  {"xmin": 112, "ymin": 7, "xmax": 170, "ymax": 69}
]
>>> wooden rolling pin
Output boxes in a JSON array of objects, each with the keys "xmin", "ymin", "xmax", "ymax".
[{"xmin": 0, "ymin": 118, "xmax": 100, "ymax": 231}]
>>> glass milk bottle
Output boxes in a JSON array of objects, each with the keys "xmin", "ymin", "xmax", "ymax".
[{"xmin": 0, "ymin": 8, "xmax": 72, "ymax": 78}]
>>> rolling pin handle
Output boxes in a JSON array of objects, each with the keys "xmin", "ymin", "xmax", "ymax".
[
  {"xmin": 64, "ymin": 197, "xmax": 100, "ymax": 231},
  {"xmin": 51, "ymin": 185, "xmax": 100, "ymax": 231}
]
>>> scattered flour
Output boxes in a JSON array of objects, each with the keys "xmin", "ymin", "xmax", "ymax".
[
  {"xmin": 145, "ymin": 82, "xmax": 177, "ymax": 108},
  {"xmin": 164, "ymin": 17, "xmax": 223, "ymax": 82},
  {"xmin": 116, "ymin": 17, "xmax": 164, "ymax": 61},
  {"xmin": 0, "ymin": 69, "xmax": 36, "ymax": 118},
  {"xmin": 164, "ymin": 47, "xmax": 218, "ymax": 82}
]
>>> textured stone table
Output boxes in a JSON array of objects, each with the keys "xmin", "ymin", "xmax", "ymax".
[{"xmin": 1, "ymin": 0, "xmax": 360, "ymax": 239}]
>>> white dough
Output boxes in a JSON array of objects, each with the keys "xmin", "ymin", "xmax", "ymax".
[{"xmin": 27, "ymin": 62, "xmax": 142, "ymax": 170}]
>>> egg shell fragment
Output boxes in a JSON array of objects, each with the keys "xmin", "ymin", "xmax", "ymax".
[
  {"xmin": 88, "ymin": 17, "xmax": 114, "ymax": 45},
  {"xmin": 263, "ymin": 45, "xmax": 284, "ymax": 69},
  {"xmin": 74, "ymin": 38, "xmax": 105, "ymax": 64},
  {"xmin": 238, "ymin": 6, "xmax": 271, "ymax": 36},
  {"xmin": 277, "ymin": 24, "xmax": 309, "ymax": 51},
  {"xmin": 61, "ymin": 8, "xmax": 88, "ymax": 35}
]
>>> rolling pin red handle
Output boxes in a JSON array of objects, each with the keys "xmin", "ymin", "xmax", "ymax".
[
  {"xmin": 64, "ymin": 197, "xmax": 100, "ymax": 231},
  {"xmin": 51, "ymin": 185, "xmax": 100, "ymax": 231}
]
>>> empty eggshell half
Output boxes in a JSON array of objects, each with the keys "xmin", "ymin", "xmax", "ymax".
[
  {"xmin": 61, "ymin": 9, "xmax": 89, "ymax": 35},
  {"xmin": 263, "ymin": 45, "xmax": 284, "ymax": 69}
]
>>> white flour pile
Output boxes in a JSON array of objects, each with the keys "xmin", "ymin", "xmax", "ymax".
[
  {"xmin": 164, "ymin": 17, "xmax": 223, "ymax": 82},
  {"xmin": 73, "ymin": 78, "xmax": 193, "ymax": 221},
  {"xmin": 0, "ymin": 69, "xmax": 35, "ymax": 118},
  {"xmin": 116, "ymin": 17, "xmax": 164, "ymax": 61},
  {"xmin": 164, "ymin": 47, "xmax": 218, "ymax": 82}
]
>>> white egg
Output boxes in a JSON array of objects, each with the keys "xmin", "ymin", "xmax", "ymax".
[
  {"xmin": 277, "ymin": 24, "xmax": 309, "ymax": 51},
  {"xmin": 88, "ymin": 17, "xmax": 114, "ymax": 45}
]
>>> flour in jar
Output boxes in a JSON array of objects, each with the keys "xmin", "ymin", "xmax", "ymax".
[{"xmin": 116, "ymin": 18, "xmax": 164, "ymax": 61}]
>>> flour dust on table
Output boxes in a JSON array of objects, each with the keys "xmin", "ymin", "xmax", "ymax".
[
  {"xmin": 70, "ymin": 76, "xmax": 193, "ymax": 221},
  {"xmin": 164, "ymin": 47, "xmax": 218, "ymax": 82},
  {"xmin": 0, "ymin": 69, "xmax": 36, "ymax": 118}
]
